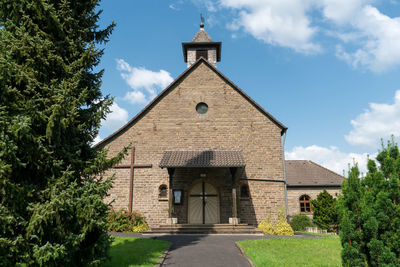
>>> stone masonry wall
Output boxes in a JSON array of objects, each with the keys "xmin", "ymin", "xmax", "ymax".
[
  {"xmin": 187, "ymin": 47, "xmax": 217, "ymax": 68},
  {"xmin": 102, "ymin": 62, "xmax": 285, "ymax": 226},
  {"xmin": 287, "ymin": 187, "xmax": 341, "ymax": 219}
]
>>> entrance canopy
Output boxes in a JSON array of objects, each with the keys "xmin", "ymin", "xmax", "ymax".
[{"xmin": 159, "ymin": 149, "xmax": 245, "ymax": 168}]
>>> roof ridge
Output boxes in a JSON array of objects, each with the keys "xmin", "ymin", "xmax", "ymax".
[{"xmin": 308, "ymin": 160, "xmax": 344, "ymax": 178}]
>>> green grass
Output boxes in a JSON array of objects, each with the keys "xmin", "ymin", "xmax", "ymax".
[
  {"xmin": 102, "ymin": 237, "xmax": 170, "ymax": 267},
  {"xmin": 238, "ymin": 236, "xmax": 341, "ymax": 267},
  {"xmin": 297, "ymin": 231, "xmax": 339, "ymax": 239}
]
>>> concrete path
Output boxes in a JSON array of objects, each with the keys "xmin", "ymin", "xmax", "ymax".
[{"xmin": 111, "ymin": 233, "xmax": 318, "ymax": 267}]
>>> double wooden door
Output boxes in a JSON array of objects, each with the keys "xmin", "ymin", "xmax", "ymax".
[{"xmin": 188, "ymin": 181, "xmax": 219, "ymax": 224}]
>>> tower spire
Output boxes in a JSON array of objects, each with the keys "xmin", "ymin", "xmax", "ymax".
[{"xmin": 182, "ymin": 18, "xmax": 221, "ymax": 68}]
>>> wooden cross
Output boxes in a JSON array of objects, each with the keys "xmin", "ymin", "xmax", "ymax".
[{"xmin": 112, "ymin": 147, "xmax": 152, "ymax": 213}]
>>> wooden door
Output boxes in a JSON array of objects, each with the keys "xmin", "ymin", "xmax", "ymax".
[{"xmin": 188, "ymin": 181, "xmax": 219, "ymax": 224}]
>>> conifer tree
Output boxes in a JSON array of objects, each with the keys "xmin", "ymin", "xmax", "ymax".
[
  {"xmin": 311, "ymin": 190, "xmax": 338, "ymax": 231},
  {"xmin": 0, "ymin": 1, "xmax": 126, "ymax": 265},
  {"xmin": 338, "ymin": 140, "xmax": 400, "ymax": 266}
]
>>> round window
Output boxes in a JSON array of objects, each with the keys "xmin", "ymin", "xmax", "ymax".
[{"xmin": 196, "ymin": 102, "xmax": 208, "ymax": 114}]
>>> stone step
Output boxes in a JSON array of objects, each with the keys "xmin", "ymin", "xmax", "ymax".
[
  {"xmin": 144, "ymin": 224, "xmax": 263, "ymax": 234},
  {"xmin": 157, "ymin": 224, "xmax": 252, "ymax": 229},
  {"xmin": 144, "ymin": 228, "xmax": 263, "ymax": 234}
]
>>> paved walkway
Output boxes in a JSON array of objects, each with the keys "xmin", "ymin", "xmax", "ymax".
[
  {"xmin": 156, "ymin": 235, "xmax": 261, "ymax": 267},
  {"xmin": 112, "ymin": 232, "xmax": 318, "ymax": 267}
]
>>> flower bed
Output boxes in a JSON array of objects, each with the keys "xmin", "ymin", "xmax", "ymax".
[{"xmin": 108, "ymin": 209, "xmax": 148, "ymax": 233}]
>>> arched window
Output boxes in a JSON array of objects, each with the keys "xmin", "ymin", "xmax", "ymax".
[
  {"xmin": 159, "ymin": 184, "xmax": 167, "ymax": 198},
  {"xmin": 240, "ymin": 185, "xmax": 250, "ymax": 198},
  {"xmin": 299, "ymin": 195, "xmax": 311, "ymax": 213}
]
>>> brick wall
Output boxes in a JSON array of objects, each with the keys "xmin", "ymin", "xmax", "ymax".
[
  {"xmin": 187, "ymin": 47, "xmax": 217, "ymax": 68},
  {"xmin": 102, "ymin": 61, "xmax": 285, "ymax": 226},
  {"xmin": 287, "ymin": 187, "xmax": 341, "ymax": 218}
]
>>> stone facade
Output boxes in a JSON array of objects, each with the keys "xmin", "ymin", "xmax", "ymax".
[
  {"xmin": 287, "ymin": 187, "xmax": 341, "ymax": 219},
  {"xmin": 99, "ymin": 60, "xmax": 286, "ymax": 227},
  {"xmin": 187, "ymin": 47, "xmax": 217, "ymax": 68}
]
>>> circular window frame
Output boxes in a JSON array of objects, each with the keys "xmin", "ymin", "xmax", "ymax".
[{"xmin": 196, "ymin": 102, "xmax": 208, "ymax": 114}]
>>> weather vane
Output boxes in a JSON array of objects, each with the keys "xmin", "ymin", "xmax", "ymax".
[{"xmin": 200, "ymin": 13, "xmax": 205, "ymax": 28}]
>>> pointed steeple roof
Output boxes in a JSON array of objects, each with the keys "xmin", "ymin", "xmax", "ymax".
[
  {"xmin": 182, "ymin": 21, "xmax": 221, "ymax": 64},
  {"xmin": 191, "ymin": 28, "xmax": 213, "ymax": 42}
]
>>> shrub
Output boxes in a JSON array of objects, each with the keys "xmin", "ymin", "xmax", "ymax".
[
  {"xmin": 274, "ymin": 208, "xmax": 294, "ymax": 236},
  {"xmin": 338, "ymin": 139, "xmax": 400, "ymax": 266},
  {"xmin": 258, "ymin": 215, "xmax": 274, "ymax": 234},
  {"xmin": 258, "ymin": 208, "xmax": 294, "ymax": 236},
  {"xmin": 108, "ymin": 209, "xmax": 149, "ymax": 233},
  {"xmin": 290, "ymin": 213, "xmax": 314, "ymax": 231},
  {"xmin": 311, "ymin": 190, "xmax": 338, "ymax": 231},
  {"xmin": 275, "ymin": 221, "xmax": 295, "ymax": 236}
]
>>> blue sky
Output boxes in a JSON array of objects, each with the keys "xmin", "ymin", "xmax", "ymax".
[{"xmin": 95, "ymin": 0, "xmax": 400, "ymax": 174}]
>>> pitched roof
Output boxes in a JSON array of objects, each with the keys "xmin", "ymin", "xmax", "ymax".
[
  {"xmin": 159, "ymin": 149, "xmax": 245, "ymax": 168},
  {"xmin": 285, "ymin": 160, "xmax": 344, "ymax": 187},
  {"xmin": 191, "ymin": 28, "xmax": 213, "ymax": 42},
  {"xmin": 95, "ymin": 58, "xmax": 287, "ymax": 148}
]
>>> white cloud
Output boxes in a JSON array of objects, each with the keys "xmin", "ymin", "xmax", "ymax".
[
  {"xmin": 116, "ymin": 59, "xmax": 173, "ymax": 106},
  {"xmin": 169, "ymin": 4, "xmax": 179, "ymax": 11},
  {"xmin": 318, "ymin": 0, "xmax": 371, "ymax": 24},
  {"xmin": 286, "ymin": 145, "xmax": 374, "ymax": 175},
  {"xmin": 101, "ymin": 102, "xmax": 129, "ymax": 131},
  {"xmin": 220, "ymin": 0, "xmax": 321, "ymax": 54},
  {"xmin": 124, "ymin": 91, "xmax": 148, "ymax": 105},
  {"xmin": 335, "ymin": 6, "xmax": 400, "ymax": 72},
  {"xmin": 218, "ymin": 0, "xmax": 400, "ymax": 71},
  {"xmin": 345, "ymin": 90, "xmax": 400, "ymax": 149},
  {"xmin": 92, "ymin": 135, "xmax": 103, "ymax": 145}
]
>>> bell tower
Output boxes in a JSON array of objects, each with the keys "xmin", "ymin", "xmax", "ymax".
[{"xmin": 182, "ymin": 19, "xmax": 221, "ymax": 68}]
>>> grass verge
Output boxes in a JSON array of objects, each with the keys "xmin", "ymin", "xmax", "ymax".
[
  {"xmin": 238, "ymin": 236, "xmax": 341, "ymax": 267},
  {"xmin": 102, "ymin": 237, "xmax": 170, "ymax": 267},
  {"xmin": 297, "ymin": 231, "xmax": 339, "ymax": 239}
]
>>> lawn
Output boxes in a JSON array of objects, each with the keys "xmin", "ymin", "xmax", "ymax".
[
  {"xmin": 102, "ymin": 237, "xmax": 170, "ymax": 267},
  {"xmin": 237, "ymin": 235, "xmax": 341, "ymax": 267}
]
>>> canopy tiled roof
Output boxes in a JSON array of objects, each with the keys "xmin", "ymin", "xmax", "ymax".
[
  {"xmin": 159, "ymin": 149, "xmax": 245, "ymax": 168},
  {"xmin": 285, "ymin": 160, "xmax": 344, "ymax": 186}
]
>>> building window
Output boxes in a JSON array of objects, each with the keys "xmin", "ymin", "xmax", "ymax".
[
  {"xmin": 159, "ymin": 184, "xmax": 167, "ymax": 198},
  {"xmin": 299, "ymin": 195, "xmax": 311, "ymax": 213},
  {"xmin": 240, "ymin": 185, "xmax": 250, "ymax": 198},
  {"xmin": 196, "ymin": 50, "xmax": 208, "ymax": 60},
  {"xmin": 196, "ymin": 102, "xmax": 208, "ymax": 114},
  {"xmin": 173, "ymin": 190, "xmax": 183, "ymax": 205}
]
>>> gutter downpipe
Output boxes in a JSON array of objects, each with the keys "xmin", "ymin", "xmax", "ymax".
[{"xmin": 282, "ymin": 131, "xmax": 289, "ymax": 222}]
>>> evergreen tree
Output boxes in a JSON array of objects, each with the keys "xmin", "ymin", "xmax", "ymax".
[
  {"xmin": 338, "ymin": 140, "xmax": 400, "ymax": 266},
  {"xmin": 0, "ymin": 1, "xmax": 126, "ymax": 265},
  {"xmin": 311, "ymin": 190, "xmax": 338, "ymax": 231}
]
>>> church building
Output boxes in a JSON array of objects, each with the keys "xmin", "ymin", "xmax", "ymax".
[{"xmin": 97, "ymin": 22, "xmax": 341, "ymax": 229}]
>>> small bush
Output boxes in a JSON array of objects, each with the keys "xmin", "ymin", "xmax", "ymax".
[
  {"xmin": 258, "ymin": 215, "xmax": 274, "ymax": 234},
  {"xmin": 311, "ymin": 190, "xmax": 338, "ymax": 231},
  {"xmin": 108, "ymin": 209, "xmax": 148, "ymax": 232},
  {"xmin": 274, "ymin": 207, "xmax": 294, "ymax": 236},
  {"xmin": 258, "ymin": 208, "xmax": 294, "ymax": 236},
  {"xmin": 290, "ymin": 213, "xmax": 314, "ymax": 231},
  {"xmin": 274, "ymin": 221, "xmax": 295, "ymax": 236}
]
